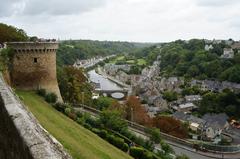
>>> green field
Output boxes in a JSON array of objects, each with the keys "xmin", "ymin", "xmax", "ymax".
[
  {"xmin": 126, "ymin": 60, "xmax": 135, "ymax": 64},
  {"xmin": 16, "ymin": 90, "xmax": 132, "ymax": 159},
  {"xmin": 109, "ymin": 56, "xmax": 125, "ymax": 64},
  {"xmin": 108, "ymin": 56, "xmax": 146, "ymax": 67},
  {"xmin": 137, "ymin": 59, "xmax": 146, "ymax": 65}
]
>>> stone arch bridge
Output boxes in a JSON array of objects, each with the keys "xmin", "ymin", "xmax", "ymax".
[{"xmin": 95, "ymin": 89, "xmax": 128, "ymax": 99}]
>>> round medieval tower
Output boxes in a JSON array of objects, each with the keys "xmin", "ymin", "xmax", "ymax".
[{"xmin": 6, "ymin": 42, "xmax": 63, "ymax": 102}]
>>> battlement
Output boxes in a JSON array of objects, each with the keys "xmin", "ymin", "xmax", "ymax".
[
  {"xmin": 7, "ymin": 41, "xmax": 63, "ymax": 102},
  {"xmin": 6, "ymin": 42, "xmax": 58, "ymax": 53}
]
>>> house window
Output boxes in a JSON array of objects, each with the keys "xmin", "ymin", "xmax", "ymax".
[{"xmin": 34, "ymin": 58, "xmax": 38, "ymax": 63}]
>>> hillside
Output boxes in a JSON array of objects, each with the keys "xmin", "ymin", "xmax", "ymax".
[
  {"xmin": 56, "ymin": 40, "xmax": 153, "ymax": 66},
  {"xmin": 16, "ymin": 90, "xmax": 132, "ymax": 159}
]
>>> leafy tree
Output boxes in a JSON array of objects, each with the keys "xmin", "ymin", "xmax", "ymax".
[
  {"xmin": 147, "ymin": 128, "xmax": 161, "ymax": 144},
  {"xmin": 152, "ymin": 116, "xmax": 188, "ymax": 139},
  {"xmin": 126, "ymin": 96, "xmax": 152, "ymax": 126},
  {"xmin": 57, "ymin": 66, "xmax": 92, "ymax": 104},
  {"xmin": 45, "ymin": 92, "xmax": 58, "ymax": 103},
  {"xmin": 187, "ymin": 65, "xmax": 199, "ymax": 77},
  {"xmin": 99, "ymin": 109, "xmax": 128, "ymax": 132},
  {"xmin": 199, "ymin": 90, "xmax": 240, "ymax": 118},
  {"xmin": 162, "ymin": 91, "xmax": 178, "ymax": 102},
  {"xmin": 94, "ymin": 96, "xmax": 113, "ymax": 110},
  {"xmin": 0, "ymin": 23, "xmax": 28, "ymax": 43},
  {"xmin": 160, "ymin": 141, "xmax": 174, "ymax": 154}
]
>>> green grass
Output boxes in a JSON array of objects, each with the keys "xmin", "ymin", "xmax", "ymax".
[
  {"xmin": 137, "ymin": 59, "xmax": 146, "ymax": 65},
  {"xmin": 126, "ymin": 60, "xmax": 135, "ymax": 64},
  {"xmin": 109, "ymin": 56, "xmax": 125, "ymax": 64},
  {"xmin": 16, "ymin": 90, "xmax": 132, "ymax": 159}
]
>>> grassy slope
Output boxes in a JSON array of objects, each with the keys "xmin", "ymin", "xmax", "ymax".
[{"xmin": 16, "ymin": 90, "xmax": 132, "ymax": 159}]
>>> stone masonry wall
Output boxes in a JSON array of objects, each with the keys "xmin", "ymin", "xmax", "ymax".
[
  {"xmin": 7, "ymin": 42, "xmax": 62, "ymax": 102},
  {"xmin": 0, "ymin": 74, "xmax": 72, "ymax": 159}
]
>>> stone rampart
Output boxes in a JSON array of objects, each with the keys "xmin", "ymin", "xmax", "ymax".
[{"xmin": 0, "ymin": 74, "xmax": 72, "ymax": 159}]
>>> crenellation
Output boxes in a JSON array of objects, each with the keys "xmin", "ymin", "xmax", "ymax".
[{"xmin": 6, "ymin": 42, "xmax": 63, "ymax": 102}]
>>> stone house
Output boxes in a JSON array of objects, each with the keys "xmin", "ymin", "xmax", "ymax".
[
  {"xmin": 115, "ymin": 70, "xmax": 129, "ymax": 83},
  {"xmin": 221, "ymin": 48, "xmax": 234, "ymax": 59},
  {"xmin": 104, "ymin": 64, "xmax": 131, "ymax": 76},
  {"xmin": 173, "ymin": 111, "xmax": 205, "ymax": 132},
  {"xmin": 185, "ymin": 95, "xmax": 202, "ymax": 102},
  {"xmin": 202, "ymin": 113, "xmax": 229, "ymax": 139},
  {"xmin": 158, "ymin": 77, "xmax": 184, "ymax": 92},
  {"xmin": 177, "ymin": 103, "xmax": 196, "ymax": 112},
  {"xmin": 130, "ymin": 75, "xmax": 142, "ymax": 86},
  {"xmin": 148, "ymin": 96, "xmax": 168, "ymax": 111},
  {"xmin": 231, "ymin": 42, "xmax": 240, "ymax": 50}
]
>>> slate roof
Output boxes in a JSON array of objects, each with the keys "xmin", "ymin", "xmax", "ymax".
[
  {"xmin": 173, "ymin": 111, "xmax": 206, "ymax": 126},
  {"xmin": 202, "ymin": 113, "xmax": 229, "ymax": 130}
]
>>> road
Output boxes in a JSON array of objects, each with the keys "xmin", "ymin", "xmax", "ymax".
[
  {"xmin": 128, "ymin": 127, "xmax": 214, "ymax": 159},
  {"xmin": 74, "ymin": 105, "xmax": 240, "ymax": 159}
]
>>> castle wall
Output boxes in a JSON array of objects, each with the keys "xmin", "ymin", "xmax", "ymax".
[
  {"xmin": 0, "ymin": 74, "xmax": 72, "ymax": 159},
  {"xmin": 7, "ymin": 42, "xmax": 62, "ymax": 102}
]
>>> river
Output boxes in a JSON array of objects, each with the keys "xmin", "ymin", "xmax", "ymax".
[{"xmin": 88, "ymin": 69, "xmax": 125, "ymax": 99}]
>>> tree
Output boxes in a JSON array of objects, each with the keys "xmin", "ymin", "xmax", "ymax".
[
  {"xmin": 160, "ymin": 141, "xmax": 174, "ymax": 154},
  {"xmin": 0, "ymin": 23, "xmax": 28, "ymax": 44},
  {"xmin": 152, "ymin": 116, "xmax": 188, "ymax": 139},
  {"xmin": 57, "ymin": 66, "xmax": 92, "ymax": 104},
  {"xmin": 187, "ymin": 65, "xmax": 199, "ymax": 77},
  {"xmin": 162, "ymin": 91, "xmax": 178, "ymax": 102},
  {"xmin": 147, "ymin": 128, "xmax": 161, "ymax": 144},
  {"xmin": 94, "ymin": 96, "xmax": 113, "ymax": 110},
  {"xmin": 126, "ymin": 96, "xmax": 152, "ymax": 126},
  {"xmin": 99, "ymin": 109, "xmax": 128, "ymax": 132}
]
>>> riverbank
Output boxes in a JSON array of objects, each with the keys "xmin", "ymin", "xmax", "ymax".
[{"xmin": 96, "ymin": 66, "xmax": 131, "ymax": 90}]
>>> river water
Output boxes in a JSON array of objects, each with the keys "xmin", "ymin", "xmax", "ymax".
[
  {"xmin": 88, "ymin": 69, "xmax": 122, "ymax": 90},
  {"xmin": 88, "ymin": 70, "xmax": 125, "ymax": 99}
]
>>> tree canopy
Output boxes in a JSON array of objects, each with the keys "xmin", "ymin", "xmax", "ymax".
[{"xmin": 0, "ymin": 23, "xmax": 28, "ymax": 44}]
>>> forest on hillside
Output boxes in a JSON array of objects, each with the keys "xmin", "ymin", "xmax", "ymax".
[
  {"xmin": 133, "ymin": 39, "xmax": 240, "ymax": 83},
  {"xmin": 56, "ymin": 40, "xmax": 153, "ymax": 66}
]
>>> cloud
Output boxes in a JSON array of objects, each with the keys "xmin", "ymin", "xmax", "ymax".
[
  {"xmin": 0, "ymin": 0, "xmax": 240, "ymax": 42},
  {"xmin": 195, "ymin": 0, "xmax": 240, "ymax": 7},
  {"xmin": 0, "ymin": 0, "xmax": 108, "ymax": 17},
  {"xmin": 0, "ymin": 0, "xmax": 25, "ymax": 17}
]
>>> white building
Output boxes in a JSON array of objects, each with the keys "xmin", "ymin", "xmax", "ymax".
[
  {"xmin": 221, "ymin": 48, "xmax": 234, "ymax": 59},
  {"xmin": 178, "ymin": 103, "xmax": 196, "ymax": 112},
  {"xmin": 204, "ymin": 44, "xmax": 213, "ymax": 51},
  {"xmin": 185, "ymin": 95, "xmax": 202, "ymax": 102}
]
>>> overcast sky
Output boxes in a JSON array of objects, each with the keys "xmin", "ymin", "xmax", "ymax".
[{"xmin": 0, "ymin": 0, "xmax": 239, "ymax": 42}]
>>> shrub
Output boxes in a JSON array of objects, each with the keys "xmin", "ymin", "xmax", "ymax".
[
  {"xmin": 45, "ymin": 92, "xmax": 57, "ymax": 103},
  {"xmin": 104, "ymin": 133, "xmax": 129, "ymax": 152},
  {"xmin": 160, "ymin": 141, "xmax": 174, "ymax": 154},
  {"xmin": 122, "ymin": 143, "xmax": 129, "ymax": 152},
  {"xmin": 53, "ymin": 102, "xmax": 68, "ymax": 112},
  {"xmin": 130, "ymin": 147, "xmax": 154, "ymax": 159},
  {"xmin": 83, "ymin": 123, "xmax": 92, "ymax": 130},
  {"xmin": 98, "ymin": 129, "xmax": 108, "ymax": 139},
  {"xmin": 76, "ymin": 117, "xmax": 84, "ymax": 125},
  {"xmin": 130, "ymin": 147, "xmax": 145, "ymax": 159},
  {"xmin": 64, "ymin": 107, "xmax": 71, "ymax": 116},
  {"xmin": 37, "ymin": 88, "xmax": 46, "ymax": 97},
  {"xmin": 76, "ymin": 111, "xmax": 83, "ymax": 118},
  {"xmin": 91, "ymin": 128, "xmax": 100, "ymax": 134},
  {"xmin": 68, "ymin": 112, "xmax": 77, "ymax": 121}
]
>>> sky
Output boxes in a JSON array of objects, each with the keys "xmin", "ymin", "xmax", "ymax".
[{"xmin": 0, "ymin": 0, "xmax": 240, "ymax": 42}]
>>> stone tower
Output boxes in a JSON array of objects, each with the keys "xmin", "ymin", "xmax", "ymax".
[{"xmin": 7, "ymin": 42, "xmax": 62, "ymax": 102}]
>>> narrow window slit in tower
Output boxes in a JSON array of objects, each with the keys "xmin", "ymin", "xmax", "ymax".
[{"xmin": 34, "ymin": 58, "xmax": 38, "ymax": 63}]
